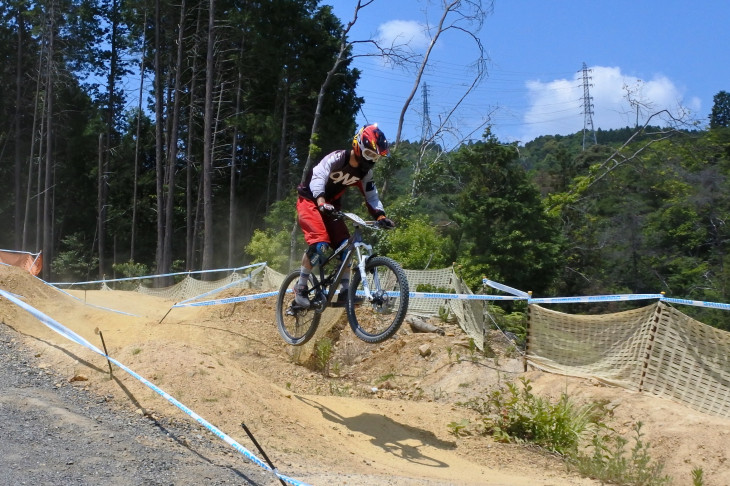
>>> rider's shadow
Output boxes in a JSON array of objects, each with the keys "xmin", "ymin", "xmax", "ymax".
[{"xmin": 298, "ymin": 396, "xmax": 455, "ymax": 468}]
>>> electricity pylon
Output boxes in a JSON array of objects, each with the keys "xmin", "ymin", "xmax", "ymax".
[{"xmin": 580, "ymin": 62, "xmax": 597, "ymax": 150}]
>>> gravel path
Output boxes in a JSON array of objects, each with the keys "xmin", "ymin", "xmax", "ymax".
[{"xmin": 0, "ymin": 324, "xmax": 281, "ymax": 486}]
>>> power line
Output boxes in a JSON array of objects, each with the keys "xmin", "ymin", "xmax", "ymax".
[{"xmin": 351, "ymin": 53, "xmax": 598, "ymax": 145}]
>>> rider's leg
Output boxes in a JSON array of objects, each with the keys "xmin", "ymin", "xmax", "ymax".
[
  {"xmin": 294, "ymin": 252, "xmax": 314, "ymax": 307},
  {"xmin": 294, "ymin": 197, "xmax": 331, "ymax": 306},
  {"xmin": 295, "ymin": 242, "xmax": 332, "ymax": 306}
]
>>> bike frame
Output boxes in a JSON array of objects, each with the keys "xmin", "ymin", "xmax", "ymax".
[
  {"xmin": 277, "ymin": 211, "xmax": 407, "ymax": 346},
  {"xmin": 309, "ymin": 214, "xmax": 376, "ymax": 310}
]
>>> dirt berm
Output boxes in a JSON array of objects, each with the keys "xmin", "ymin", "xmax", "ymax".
[{"xmin": 1, "ymin": 264, "xmax": 728, "ymax": 485}]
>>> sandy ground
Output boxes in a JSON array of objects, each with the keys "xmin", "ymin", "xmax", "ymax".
[{"xmin": 1, "ymin": 264, "xmax": 728, "ymax": 486}]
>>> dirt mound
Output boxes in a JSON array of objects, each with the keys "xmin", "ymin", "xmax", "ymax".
[{"xmin": 1, "ymin": 265, "xmax": 728, "ymax": 485}]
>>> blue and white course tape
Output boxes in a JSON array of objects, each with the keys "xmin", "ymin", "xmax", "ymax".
[{"xmin": 0, "ymin": 288, "xmax": 309, "ymax": 486}]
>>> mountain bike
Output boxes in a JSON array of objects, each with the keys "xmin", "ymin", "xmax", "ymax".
[{"xmin": 275, "ymin": 212, "xmax": 409, "ymax": 346}]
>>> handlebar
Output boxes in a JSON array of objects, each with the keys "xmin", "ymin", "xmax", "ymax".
[{"xmin": 332, "ymin": 211, "xmax": 389, "ymax": 229}]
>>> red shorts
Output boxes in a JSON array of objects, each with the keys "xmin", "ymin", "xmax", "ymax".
[{"xmin": 296, "ymin": 197, "xmax": 350, "ymax": 246}]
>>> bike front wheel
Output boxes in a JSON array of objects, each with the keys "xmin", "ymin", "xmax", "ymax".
[
  {"xmin": 347, "ymin": 256, "xmax": 409, "ymax": 343},
  {"xmin": 276, "ymin": 270, "xmax": 321, "ymax": 346}
]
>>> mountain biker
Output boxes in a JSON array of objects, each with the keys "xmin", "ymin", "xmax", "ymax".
[{"xmin": 294, "ymin": 124, "xmax": 395, "ymax": 308}]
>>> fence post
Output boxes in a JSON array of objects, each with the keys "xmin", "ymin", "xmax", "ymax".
[
  {"xmin": 524, "ymin": 301, "xmax": 532, "ymax": 372},
  {"xmin": 638, "ymin": 300, "xmax": 662, "ymax": 392}
]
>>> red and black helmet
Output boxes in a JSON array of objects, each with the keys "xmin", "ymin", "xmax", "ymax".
[{"xmin": 352, "ymin": 124, "xmax": 389, "ymax": 162}]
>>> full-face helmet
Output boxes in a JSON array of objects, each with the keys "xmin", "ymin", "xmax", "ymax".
[{"xmin": 352, "ymin": 124, "xmax": 389, "ymax": 163}]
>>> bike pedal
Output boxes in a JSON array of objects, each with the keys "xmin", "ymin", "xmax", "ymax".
[{"xmin": 287, "ymin": 303, "xmax": 309, "ymax": 315}]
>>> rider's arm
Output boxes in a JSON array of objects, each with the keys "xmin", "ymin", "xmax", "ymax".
[
  {"xmin": 359, "ymin": 172, "xmax": 386, "ymax": 218},
  {"xmin": 309, "ymin": 151, "xmax": 340, "ymax": 200}
]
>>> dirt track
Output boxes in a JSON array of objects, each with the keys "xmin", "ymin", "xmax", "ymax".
[
  {"xmin": 0, "ymin": 322, "xmax": 276, "ymax": 485},
  {"xmin": 1, "ymin": 264, "xmax": 729, "ymax": 485}
]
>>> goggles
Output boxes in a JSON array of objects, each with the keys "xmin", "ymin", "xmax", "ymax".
[{"xmin": 362, "ymin": 147, "xmax": 384, "ymax": 162}]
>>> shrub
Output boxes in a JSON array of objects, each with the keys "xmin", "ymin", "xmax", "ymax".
[
  {"xmin": 377, "ymin": 217, "xmax": 454, "ymax": 270},
  {"xmin": 571, "ymin": 422, "xmax": 671, "ymax": 486},
  {"xmin": 468, "ymin": 377, "xmax": 597, "ymax": 455},
  {"xmin": 244, "ymin": 229, "xmax": 291, "ymax": 273},
  {"xmin": 459, "ymin": 378, "xmax": 672, "ymax": 486},
  {"xmin": 51, "ymin": 232, "xmax": 98, "ymax": 281},
  {"xmin": 112, "ymin": 260, "xmax": 150, "ymax": 290}
]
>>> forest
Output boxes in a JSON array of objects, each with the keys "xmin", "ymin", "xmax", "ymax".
[{"xmin": 1, "ymin": 0, "xmax": 730, "ymax": 329}]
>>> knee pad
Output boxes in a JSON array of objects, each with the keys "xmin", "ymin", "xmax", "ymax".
[
  {"xmin": 306, "ymin": 242, "xmax": 330, "ymax": 258},
  {"xmin": 307, "ymin": 242, "xmax": 331, "ymax": 265}
]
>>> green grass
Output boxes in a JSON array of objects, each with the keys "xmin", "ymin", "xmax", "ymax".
[
  {"xmin": 314, "ymin": 337, "xmax": 334, "ymax": 375},
  {"xmin": 375, "ymin": 373, "xmax": 395, "ymax": 384},
  {"xmin": 691, "ymin": 467, "xmax": 705, "ymax": 486}
]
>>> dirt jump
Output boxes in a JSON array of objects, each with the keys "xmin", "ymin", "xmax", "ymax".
[{"xmin": 1, "ymin": 264, "xmax": 728, "ymax": 485}]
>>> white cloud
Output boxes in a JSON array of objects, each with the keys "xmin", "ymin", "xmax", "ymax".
[
  {"xmin": 377, "ymin": 20, "xmax": 430, "ymax": 51},
  {"xmin": 519, "ymin": 66, "xmax": 694, "ymax": 143}
]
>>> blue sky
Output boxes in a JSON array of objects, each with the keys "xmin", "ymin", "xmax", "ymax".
[{"xmin": 324, "ymin": 0, "xmax": 730, "ymax": 147}]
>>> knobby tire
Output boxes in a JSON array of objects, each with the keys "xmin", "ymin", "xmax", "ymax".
[
  {"xmin": 276, "ymin": 270, "xmax": 320, "ymax": 346},
  {"xmin": 347, "ymin": 256, "xmax": 409, "ymax": 343}
]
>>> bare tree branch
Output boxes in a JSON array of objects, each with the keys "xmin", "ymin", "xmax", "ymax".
[
  {"xmin": 583, "ymin": 109, "xmax": 687, "ymax": 191},
  {"xmin": 549, "ymin": 108, "xmax": 694, "ymax": 216},
  {"xmin": 350, "ymin": 38, "xmax": 422, "ymax": 66},
  {"xmin": 399, "ymin": 1, "xmax": 493, "ymax": 198},
  {"xmin": 300, "ymin": 0, "xmax": 369, "ymax": 184},
  {"xmin": 395, "ymin": 0, "xmax": 491, "ymax": 145}
]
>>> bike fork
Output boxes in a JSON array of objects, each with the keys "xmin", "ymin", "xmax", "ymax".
[{"xmin": 354, "ymin": 242, "xmax": 375, "ymax": 300}]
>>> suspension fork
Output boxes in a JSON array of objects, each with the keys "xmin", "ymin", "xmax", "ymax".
[{"xmin": 353, "ymin": 240, "xmax": 375, "ymax": 300}]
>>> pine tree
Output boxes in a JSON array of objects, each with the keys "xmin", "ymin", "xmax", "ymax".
[{"xmin": 710, "ymin": 91, "xmax": 730, "ymax": 129}]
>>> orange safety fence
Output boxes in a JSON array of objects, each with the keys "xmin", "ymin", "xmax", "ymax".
[{"xmin": 0, "ymin": 250, "xmax": 42, "ymax": 276}]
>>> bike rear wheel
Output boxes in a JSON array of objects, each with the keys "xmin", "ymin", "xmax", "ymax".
[
  {"xmin": 347, "ymin": 256, "xmax": 409, "ymax": 343},
  {"xmin": 276, "ymin": 270, "xmax": 321, "ymax": 346}
]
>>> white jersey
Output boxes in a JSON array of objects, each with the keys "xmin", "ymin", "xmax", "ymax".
[{"xmin": 298, "ymin": 150, "xmax": 385, "ymax": 217}]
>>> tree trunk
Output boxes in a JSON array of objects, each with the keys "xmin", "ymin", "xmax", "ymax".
[
  {"xmin": 14, "ymin": 10, "xmax": 25, "ymax": 249},
  {"xmin": 42, "ymin": 12, "xmax": 55, "ymax": 280},
  {"xmin": 162, "ymin": 0, "xmax": 187, "ymax": 276},
  {"xmin": 186, "ymin": 5, "xmax": 203, "ymax": 270},
  {"xmin": 97, "ymin": 133, "xmax": 106, "ymax": 277},
  {"xmin": 288, "ymin": 220, "xmax": 298, "ymax": 273},
  {"xmin": 99, "ymin": 0, "xmax": 120, "ymax": 276},
  {"xmin": 154, "ymin": 0, "xmax": 165, "ymax": 276},
  {"xmin": 275, "ymin": 83, "xmax": 289, "ymax": 202},
  {"xmin": 191, "ymin": 173, "xmax": 203, "ymax": 268},
  {"xmin": 228, "ymin": 67, "xmax": 242, "ymax": 268},
  {"xmin": 201, "ymin": 0, "xmax": 215, "ymax": 274},
  {"xmin": 24, "ymin": 42, "xmax": 46, "ymax": 251},
  {"xmin": 35, "ymin": 113, "xmax": 44, "ymax": 253},
  {"xmin": 301, "ymin": 58, "xmax": 343, "ymax": 184},
  {"xmin": 300, "ymin": 2, "xmax": 363, "ymax": 183},
  {"xmin": 130, "ymin": 9, "xmax": 147, "ymax": 262}
]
